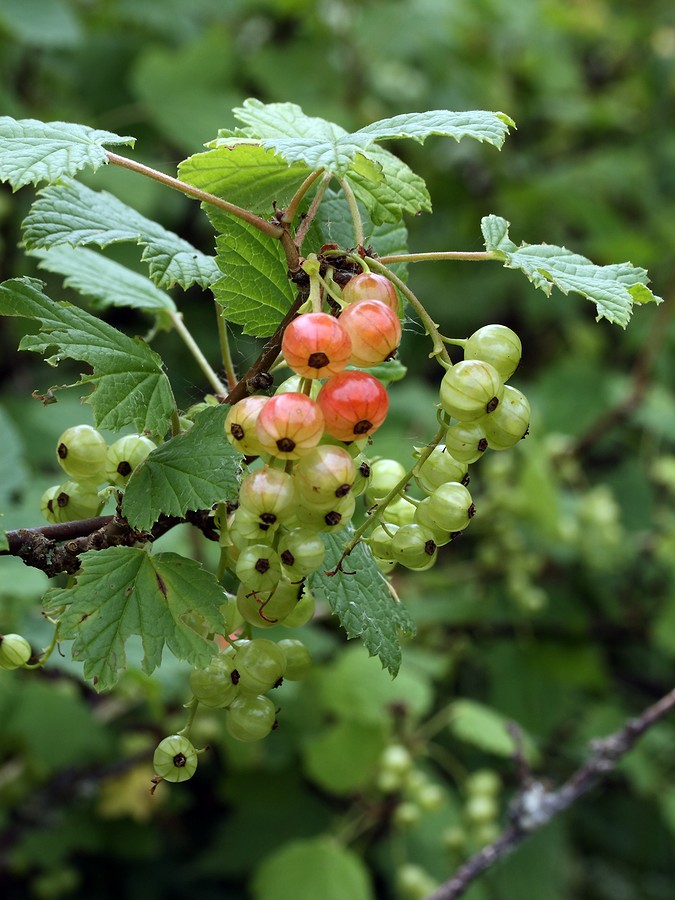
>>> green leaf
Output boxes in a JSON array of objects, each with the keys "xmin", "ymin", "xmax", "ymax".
[
  {"xmin": 302, "ymin": 720, "xmax": 387, "ymax": 795},
  {"xmin": 0, "ymin": 118, "xmax": 134, "ymax": 190},
  {"xmin": 122, "ymin": 405, "xmax": 241, "ymax": 531},
  {"xmin": 232, "ymin": 99, "xmax": 512, "ymax": 177},
  {"xmin": 22, "ymin": 179, "xmax": 219, "ymax": 290},
  {"xmin": 252, "ymin": 837, "xmax": 373, "ymax": 900},
  {"xmin": 482, "ymin": 214, "xmax": 662, "ymax": 327},
  {"xmin": 209, "ymin": 215, "xmax": 296, "ymax": 338},
  {"xmin": 0, "ymin": 277, "xmax": 175, "ymax": 437},
  {"xmin": 42, "ymin": 547, "xmax": 228, "ymax": 691},
  {"xmin": 30, "ymin": 245, "xmax": 177, "ymax": 316},
  {"xmin": 179, "ymin": 144, "xmax": 312, "ymax": 216},
  {"xmin": 309, "ymin": 529, "xmax": 415, "ymax": 677},
  {"xmin": 449, "ymin": 698, "xmax": 538, "ymax": 761},
  {"xmin": 0, "ymin": 406, "xmax": 29, "ymax": 509},
  {"xmin": 346, "ymin": 144, "xmax": 431, "ymax": 225}
]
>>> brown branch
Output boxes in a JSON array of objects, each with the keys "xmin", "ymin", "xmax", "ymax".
[{"xmin": 427, "ymin": 685, "xmax": 675, "ymax": 900}]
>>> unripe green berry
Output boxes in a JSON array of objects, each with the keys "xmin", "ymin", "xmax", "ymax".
[
  {"xmin": 236, "ymin": 545, "xmax": 282, "ymax": 593},
  {"xmin": 464, "ymin": 324, "xmax": 522, "ymax": 381},
  {"xmin": 56, "ymin": 425, "xmax": 108, "ymax": 481},
  {"xmin": 365, "ymin": 458, "xmax": 407, "ymax": 504},
  {"xmin": 153, "ymin": 734, "xmax": 198, "ymax": 782},
  {"xmin": 105, "ymin": 434, "xmax": 156, "ymax": 486},
  {"xmin": 189, "ymin": 655, "xmax": 239, "ymax": 707},
  {"xmin": 421, "ymin": 482, "xmax": 475, "ymax": 533},
  {"xmin": 226, "ymin": 693, "xmax": 277, "ymax": 742},
  {"xmin": 391, "ymin": 524, "xmax": 438, "ymax": 569},
  {"xmin": 414, "ymin": 445, "xmax": 468, "ymax": 495},
  {"xmin": 277, "ymin": 638, "xmax": 312, "ymax": 680},
  {"xmin": 278, "ymin": 528, "xmax": 325, "ymax": 579},
  {"xmin": 236, "ymin": 579, "xmax": 306, "ymax": 628},
  {"xmin": 466, "ymin": 769, "xmax": 502, "ymax": 797},
  {"xmin": 444, "ymin": 420, "xmax": 488, "ymax": 464},
  {"xmin": 234, "ymin": 638, "xmax": 287, "ymax": 693},
  {"xmin": 381, "ymin": 496, "xmax": 417, "ymax": 527},
  {"xmin": 50, "ymin": 480, "xmax": 102, "ymax": 523},
  {"xmin": 238, "ymin": 467, "xmax": 297, "ymax": 527},
  {"xmin": 465, "ymin": 793, "xmax": 498, "ymax": 824},
  {"xmin": 40, "ymin": 484, "xmax": 62, "ymax": 524},
  {"xmin": 368, "ymin": 523, "xmax": 399, "ymax": 560},
  {"xmin": 439, "ymin": 360, "xmax": 504, "ymax": 421},
  {"xmin": 0, "ymin": 633, "xmax": 32, "ymax": 669},
  {"xmin": 482, "ymin": 385, "xmax": 530, "ymax": 450}
]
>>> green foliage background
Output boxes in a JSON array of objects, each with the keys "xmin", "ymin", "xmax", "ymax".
[{"xmin": 2, "ymin": 1, "xmax": 675, "ymax": 898}]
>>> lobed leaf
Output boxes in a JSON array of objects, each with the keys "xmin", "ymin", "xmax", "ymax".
[
  {"xmin": 0, "ymin": 277, "xmax": 175, "ymax": 437},
  {"xmin": 30, "ymin": 245, "xmax": 176, "ymax": 316},
  {"xmin": 122, "ymin": 405, "xmax": 242, "ymax": 531},
  {"xmin": 482, "ymin": 214, "xmax": 662, "ymax": 327},
  {"xmin": 22, "ymin": 179, "xmax": 219, "ymax": 290},
  {"xmin": 310, "ymin": 529, "xmax": 415, "ymax": 677},
  {"xmin": 449, "ymin": 698, "xmax": 538, "ymax": 761},
  {"xmin": 0, "ymin": 117, "xmax": 134, "ymax": 190},
  {"xmin": 208, "ymin": 214, "xmax": 296, "ymax": 338},
  {"xmin": 42, "ymin": 547, "xmax": 229, "ymax": 691},
  {"xmin": 345, "ymin": 144, "xmax": 431, "ymax": 225}
]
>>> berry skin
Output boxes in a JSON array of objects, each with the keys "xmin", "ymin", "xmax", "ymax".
[
  {"xmin": 444, "ymin": 420, "xmax": 488, "ymax": 464},
  {"xmin": 277, "ymin": 639, "xmax": 312, "ymax": 680},
  {"xmin": 256, "ymin": 392, "xmax": 325, "ymax": 460},
  {"xmin": 342, "ymin": 271, "xmax": 399, "ymax": 312},
  {"xmin": 294, "ymin": 492, "xmax": 356, "ymax": 533},
  {"xmin": 236, "ymin": 579, "xmax": 303, "ymax": 628},
  {"xmin": 225, "ymin": 396, "xmax": 270, "ymax": 456},
  {"xmin": 238, "ymin": 467, "xmax": 297, "ymax": 527},
  {"xmin": 56, "ymin": 425, "xmax": 108, "ymax": 481},
  {"xmin": 464, "ymin": 324, "xmax": 522, "ymax": 381},
  {"xmin": 153, "ymin": 734, "xmax": 198, "ymax": 783},
  {"xmin": 278, "ymin": 528, "xmax": 326, "ymax": 579},
  {"xmin": 236, "ymin": 545, "xmax": 282, "ymax": 593},
  {"xmin": 338, "ymin": 299, "xmax": 401, "ymax": 367},
  {"xmin": 105, "ymin": 434, "xmax": 156, "ymax": 486},
  {"xmin": 281, "ymin": 312, "xmax": 352, "ymax": 379},
  {"xmin": 233, "ymin": 638, "xmax": 287, "ymax": 694},
  {"xmin": 226, "ymin": 693, "xmax": 277, "ymax": 742},
  {"xmin": 40, "ymin": 484, "xmax": 62, "ymax": 524},
  {"xmin": 293, "ymin": 445, "xmax": 356, "ymax": 505},
  {"xmin": 0, "ymin": 633, "xmax": 32, "ymax": 669},
  {"xmin": 420, "ymin": 481, "xmax": 475, "ymax": 533},
  {"xmin": 50, "ymin": 480, "xmax": 102, "ymax": 523},
  {"xmin": 391, "ymin": 524, "xmax": 438, "ymax": 569},
  {"xmin": 366, "ymin": 458, "xmax": 407, "ymax": 504},
  {"xmin": 189, "ymin": 655, "xmax": 239, "ymax": 708},
  {"xmin": 439, "ymin": 360, "xmax": 504, "ymax": 421},
  {"xmin": 414, "ymin": 445, "xmax": 468, "ymax": 495},
  {"xmin": 317, "ymin": 371, "xmax": 389, "ymax": 442},
  {"xmin": 482, "ymin": 385, "xmax": 530, "ymax": 450}
]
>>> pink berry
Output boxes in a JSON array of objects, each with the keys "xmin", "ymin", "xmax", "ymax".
[
  {"xmin": 338, "ymin": 299, "xmax": 401, "ymax": 367},
  {"xmin": 342, "ymin": 272, "xmax": 399, "ymax": 312},
  {"xmin": 281, "ymin": 312, "xmax": 352, "ymax": 379},
  {"xmin": 255, "ymin": 392, "xmax": 325, "ymax": 459}
]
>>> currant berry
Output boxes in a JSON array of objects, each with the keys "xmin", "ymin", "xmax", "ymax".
[
  {"xmin": 281, "ymin": 312, "xmax": 352, "ymax": 379},
  {"xmin": 233, "ymin": 638, "xmax": 287, "ymax": 693},
  {"xmin": 351, "ymin": 454, "xmax": 373, "ymax": 497},
  {"xmin": 280, "ymin": 583, "xmax": 316, "ymax": 628},
  {"xmin": 294, "ymin": 492, "xmax": 356, "ymax": 532},
  {"xmin": 317, "ymin": 371, "xmax": 389, "ymax": 442},
  {"xmin": 391, "ymin": 523, "xmax": 438, "ymax": 569},
  {"xmin": 236, "ymin": 578, "xmax": 305, "ymax": 628},
  {"xmin": 238, "ymin": 467, "xmax": 297, "ymax": 527},
  {"xmin": 381, "ymin": 496, "xmax": 417, "ymax": 527},
  {"xmin": 342, "ymin": 271, "xmax": 399, "ymax": 312},
  {"xmin": 229, "ymin": 507, "xmax": 278, "ymax": 551},
  {"xmin": 412, "ymin": 499, "xmax": 453, "ymax": 546},
  {"xmin": 482, "ymin": 385, "xmax": 531, "ymax": 450},
  {"xmin": 338, "ymin": 299, "xmax": 401, "ymax": 367},
  {"xmin": 50, "ymin": 480, "xmax": 102, "ymax": 523},
  {"xmin": 293, "ymin": 445, "xmax": 356, "ymax": 505},
  {"xmin": 275, "ymin": 374, "xmax": 321, "ymax": 399},
  {"xmin": 105, "ymin": 434, "xmax": 156, "ymax": 486},
  {"xmin": 40, "ymin": 484, "xmax": 62, "ymax": 524},
  {"xmin": 444, "ymin": 420, "xmax": 488, "ymax": 464},
  {"xmin": 256, "ymin": 392, "xmax": 325, "ymax": 459},
  {"xmin": 226, "ymin": 693, "xmax": 277, "ymax": 742},
  {"xmin": 420, "ymin": 482, "xmax": 475, "ymax": 532},
  {"xmin": 368, "ymin": 523, "xmax": 399, "ymax": 560},
  {"xmin": 439, "ymin": 360, "xmax": 504, "ymax": 421},
  {"xmin": 278, "ymin": 528, "xmax": 326, "ymax": 579},
  {"xmin": 414, "ymin": 445, "xmax": 469, "ymax": 494},
  {"xmin": 153, "ymin": 734, "xmax": 198, "ymax": 783},
  {"xmin": 56, "ymin": 425, "xmax": 108, "ymax": 482},
  {"xmin": 277, "ymin": 638, "xmax": 312, "ymax": 680},
  {"xmin": 225, "ymin": 395, "xmax": 270, "ymax": 456},
  {"xmin": 365, "ymin": 458, "xmax": 407, "ymax": 504},
  {"xmin": 0, "ymin": 633, "xmax": 32, "ymax": 669},
  {"xmin": 190, "ymin": 655, "xmax": 239, "ymax": 708},
  {"xmin": 236, "ymin": 545, "xmax": 282, "ymax": 593},
  {"xmin": 464, "ymin": 324, "xmax": 522, "ymax": 381}
]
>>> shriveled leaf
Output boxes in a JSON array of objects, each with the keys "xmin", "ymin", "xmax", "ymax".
[
  {"xmin": 231, "ymin": 99, "xmax": 512, "ymax": 177},
  {"xmin": 122, "ymin": 405, "xmax": 241, "ymax": 531},
  {"xmin": 23, "ymin": 179, "xmax": 219, "ymax": 290},
  {"xmin": 0, "ymin": 117, "xmax": 134, "ymax": 190},
  {"xmin": 482, "ymin": 215, "xmax": 662, "ymax": 327},
  {"xmin": 0, "ymin": 277, "xmax": 175, "ymax": 437},
  {"xmin": 42, "ymin": 547, "xmax": 229, "ymax": 691},
  {"xmin": 30, "ymin": 245, "xmax": 176, "ymax": 316},
  {"xmin": 310, "ymin": 529, "xmax": 415, "ymax": 677},
  {"xmin": 208, "ymin": 214, "xmax": 296, "ymax": 338},
  {"xmin": 179, "ymin": 144, "xmax": 311, "ymax": 216},
  {"xmin": 449, "ymin": 699, "xmax": 538, "ymax": 761}
]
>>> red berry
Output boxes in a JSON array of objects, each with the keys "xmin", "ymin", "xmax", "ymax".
[
  {"xmin": 317, "ymin": 371, "xmax": 389, "ymax": 442},
  {"xmin": 338, "ymin": 299, "xmax": 402, "ymax": 367},
  {"xmin": 281, "ymin": 312, "xmax": 352, "ymax": 379},
  {"xmin": 342, "ymin": 272, "xmax": 399, "ymax": 312},
  {"xmin": 255, "ymin": 392, "xmax": 325, "ymax": 459}
]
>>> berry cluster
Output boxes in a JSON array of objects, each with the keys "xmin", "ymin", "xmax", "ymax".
[
  {"xmin": 40, "ymin": 425, "xmax": 156, "ymax": 523},
  {"xmin": 366, "ymin": 324, "xmax": 530, "ymax": 571}
]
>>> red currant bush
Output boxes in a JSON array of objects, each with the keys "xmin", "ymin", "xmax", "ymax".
[
  {"xmin": 281, "ymin": 312, "xmax": 352, "ymax": 379},
  {"xmin": 255, "ymin": 392, "xmax": 325, "ymax": 459},
  {"xmin": 317, "ymin": 371, "xmax": 389, "ymax": 442},
  {"xmin": 337, "ymin": 299, "xmax": 401, "ymax": 367},
  {"xmin": 342, "ymin": 271, "xmax": 399, "ymax": 312},
  {"xmin": 56, "ymin": 424, "xmax": 108, "ymax": 482},
  {"xmin": 439, "ymin": 359, "xmax": 505, "ymax": 421},
  {"xmin": 153, "ymin": 734, "xmax": 199, "ymax": 783}
]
